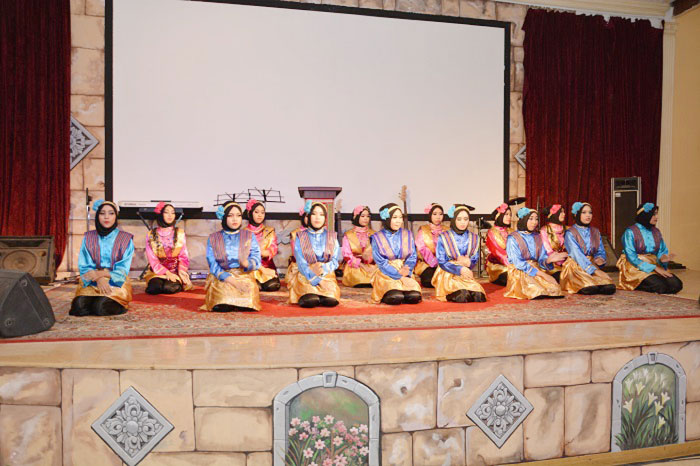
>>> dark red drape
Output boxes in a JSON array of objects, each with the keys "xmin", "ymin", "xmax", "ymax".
[
  {"xmin": 0, "ymin": 0, "xmax": 71, "ymax": 265},
  {"xmin": 522, "ymin": 9, "xmax": 662, "ymax": 235}
]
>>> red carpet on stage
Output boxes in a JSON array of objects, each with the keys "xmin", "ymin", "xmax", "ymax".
[{"xmin": 3, "ymin": 281, "xmax": 699, "ymax": 342}]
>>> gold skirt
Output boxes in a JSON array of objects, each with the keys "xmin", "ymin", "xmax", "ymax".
[
  {"xmin": 486, "ymin": 261, "xmax": 508, "ymax": 283},
  {"xmin": 371, "ymin": 260, "xmax": 422, "ymax": 304},
  {"xmin": 288, "ymin": 271, "xmax": 341, "ymax": 304},
  {"xmin": 74, "ymin": 277, "xmax": 133, "ymax": 308},
  {"xmin": 342, "ymin": 263, "xmax": 378, "ymax": 287},
  {"xmin": 432, "ymin": 266, "xmax": 486, "ymax": 302},
  {"xmin": 143, "ymin": 269, "xmax": 194, "ymax": 291},
  {"xmin": 560, "ymin": 257, "xmax": 613, "ymax": 294},
  {"xmin": 504, "ymin": 263, "xmax": 563, "ymax": 300},
  {"xmin": 285, "ymin": 263, "xmax": 299, "ymax": 290},
  {"xmin": 200, "ymin": 269, "xmax": 261, "ymax": 311},
  {"xmin": 414, "ymin": 259, "xmax": 430, "ymax": 277},
  {"xmin": 252, "ymin": 266, "xmax": 278, "ymax": 285},
  {"xmin": 617, "ymin": 254, "xmax": 656, "ymax": 291}
]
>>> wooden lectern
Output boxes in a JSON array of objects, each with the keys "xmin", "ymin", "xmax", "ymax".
[{"xmin": 298, "ymin": 187, "xmax": 342, "ymax": 232}]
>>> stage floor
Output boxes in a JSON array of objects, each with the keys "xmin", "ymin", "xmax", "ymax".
[{"xmin": 3, "ymin": 271, "xmax": 699, "ymax": 343}]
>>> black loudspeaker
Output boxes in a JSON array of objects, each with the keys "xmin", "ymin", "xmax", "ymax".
[
  {"xmin": 611, "ymin": 177, "xmax": 641, "ymax": 256},
  {"xmin": 0, "ymin": 236, "xmax": 56, "ymax": 284},
  {"xmin": 0, "ymin": 270, "xmax": 55, "ymax": 338}
]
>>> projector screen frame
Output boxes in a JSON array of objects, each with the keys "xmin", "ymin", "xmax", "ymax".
[{"xmin": 104, "ymin": 0, "xmax": 511, "ymax": 221}]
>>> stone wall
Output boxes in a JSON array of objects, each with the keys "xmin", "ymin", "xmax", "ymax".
[
  {"xmin": 1, "ymin": 342, "xmax": 698, "ymax": 465},
  {"xmin": 63, "ymin": 0, "xmax": 527, "ymax": 273}
]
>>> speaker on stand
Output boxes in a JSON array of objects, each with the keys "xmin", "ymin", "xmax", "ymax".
[{"xmin": 611, "ymin": 177, "xmax": 641, "ymax": 257}]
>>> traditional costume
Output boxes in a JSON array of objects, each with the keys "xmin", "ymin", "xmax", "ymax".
[
  {"xmin": 144, "ymin": 202, "xmax": 192, "ymax": 294},
  {"xmin": 486, "ymin": 203, "xmax": 512, "ymax": 286},
  {"xmin": 560, "ymin": 202, "xmax": 615, "ymax": 295},
  {"xmin": 539, "ymin": 204, "xmax": 567, "ymax": 281},
  {"xmin": 244, "ymin": 200, "xmax": 281, "ymax": 292},
  {"xmin": 504, "ymin": 207, "xmax": 563, "ymax": 299},
  {"xmin": 370, "ymin": 203, "xmax": 422, "ymax": 305},
  {"xmin": 289, "ymin": 201, "xmax": 341, "ymax": 308},
  {"xmin": 285, "ymin": 208, "xmax": 308, "ymax": 292},
  {"xmin": 70, "ymin": 200, "xmax": 134, "ymax": 316},
  {"xmin": 617, "ymin": 203, "xmax": 682, "ymax": 294},
  {"xmin": 433, "ymin": 204, "xmax": 486, "ymax": 303},
  {"xmin": 202, "ymin": 202, "xmax": 261, "ymax": 312},
  {"xmin": 414, "ymin": 203, "xmax": 446, "ymax": 288},
  {"xmin": 341, "ymin": 205, "xmax": 377, "ymax": 287}
]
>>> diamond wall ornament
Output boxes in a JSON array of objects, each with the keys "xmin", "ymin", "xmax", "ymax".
[
  {"xmin": 92, "ymin": 386, "xmax": 173, "ymax": 466},
  {"xmin": 70, "ymin": 116, "xmax": 99, "ymax": 169},
  {"xmin": 466, "ymin": 375, "xmax": 533, "ymax": 448}
]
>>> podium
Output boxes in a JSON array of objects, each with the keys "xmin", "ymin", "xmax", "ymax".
[{"xmin": 298, "ymin": 187, "xmax": 342, "ymax": 232}]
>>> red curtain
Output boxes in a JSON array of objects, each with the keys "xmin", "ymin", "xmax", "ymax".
[
  {"xmin": 0, "ymin": 0, "xmax": 71, "ymax": 265},
  {"xmin": 522, "ymin": 9, "xmax": 662, "ymax": 235}
]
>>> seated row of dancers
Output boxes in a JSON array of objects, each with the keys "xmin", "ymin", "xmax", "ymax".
[{"xmin": 69, "ymin": 198, "xmax": 682, "ymax": 316}]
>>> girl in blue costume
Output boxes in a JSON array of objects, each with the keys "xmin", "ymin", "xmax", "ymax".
[
  {"xmin": 69, "ymin": 200, "xmax": 135, "ymax": 316},
  {"xmin": 560, "ymin": 202, "xmax": 616, "ymax": 295},
  {"xmin": 617, "ymin": 203, "xmax": 682, "ymax": 294},
  {"xmin": 433, "ymin": 204, "xmax": 487, "ymax": 303},
  {"xmin": 504, "ymin": 207, "xmax": 565, "ymax": 299},
  {"xmin": 289, "ymin": 201, "xmax": 341, "ymax": 308},
  {"xmin": 202, "ymin": 201, "xmax": 262, "ymax": 312},
  {"xmin": 370, "ymin": 203, "xmax": 422, "ymax": 305}
]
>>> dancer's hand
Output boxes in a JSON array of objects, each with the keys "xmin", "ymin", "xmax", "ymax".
[
  {"xmin": 457, "ymin": 256, "xmax": 471, "ymax": 267},
  {"xmin": 96, "ymin": 277, "xmax": 112, "ymax": 295},
  {"xmin": 460, "ymin": 267, "xmax": 473, "ymax": 279},
  {"xmin": 178, "ymin": 270, "xmax": 191, "ymax": 286},
  {"xmin": 310, "ymin": 263, "xmax": 324, "ymax": 276},
  {"xmin": 362, "ymin": 248, "xmax": 373, "ymax": 263},
  {"xmin": 83, "ymin": 270, "xmax": 99, "ymax": 282},
  {"xmin": 239, "ymin": 257, "xmax": 249, "ymax": 270},
  {"xmin": 165, "ymin": 271, "xmax": 179, "ymax": 282},
  {"xmin": 655, "ymin": 266, "xmax": 673, "ymax": 278},
  {"xmin": 547, "ymin": 252, "xmax": 567, "ymax": 263},
  {"xmin": 594, "ymin": 257, "xmax": 606, "ymax": 266},
  {"xmin": 659, "ymin": 253, "xmax": 674, "ymax": 263},
  {"xmin": 398, "ymin": 266, "xmax": 410, "ymax": 277}
]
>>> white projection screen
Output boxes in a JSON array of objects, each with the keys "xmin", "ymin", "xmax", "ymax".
[{"xmin": 109, "ymin": 0, "xmax": 509, "ymax": 214}]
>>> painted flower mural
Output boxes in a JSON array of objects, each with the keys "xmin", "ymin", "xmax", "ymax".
[{"xmin": 285, "ymin": 416, "xmax": 369, "ymax": 466}]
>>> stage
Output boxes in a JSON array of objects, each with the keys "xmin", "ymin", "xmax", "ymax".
[{"xmin": 1, "ymin": 271, "xmax": 699, "ymax": 466}]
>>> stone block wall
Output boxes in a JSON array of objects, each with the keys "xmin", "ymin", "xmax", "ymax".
[
  {"xmin": 1, "ymin": 342, "xmax": 698, "ymax": 465},
  {"xmin": 62, "ymin": 0, "xmax": 528, "ymax": 273}
]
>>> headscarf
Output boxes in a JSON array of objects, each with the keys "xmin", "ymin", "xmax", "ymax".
[
  {"xmin": 571, "ymin": 202, "xmax": 592, "ymax": 227},
  {"xmin": 303, "ymin": 200, "xmax": 327, "ymax": 231},
  {"xmin": 154, "ymin": 202, "xmax": 176, "ymax": 228},
  {"xmin": 93, "ymin": 199, "xmax": 119, "ymax": 237},
  {"xmin": 516, "ymin": 207, "xmax": 537, "ymax": 232},
  {"xmin": 379, "ymin": 203, "xmax": 402, "ymax": 232},
  {"xmin": 543, "ymin": 204, "xmax": 564, "ymax": 225},
  {"xmin": 492, "ymin": 203, "xmax": 510, "ymax": 228},
  {"xmin": 447, "ymin": 204, "xmax": 473, "ymax": 235},
  {"xmin": 351, "ymin": 205, "xmax": 371, "ymax": 227},
  {"xmin": 216, "ymin": 201, "xmax": 243, "ymax": 232},
  {"xmin": 635, "ymin": 202, "xmax": 658, "ymax": 229},
  {"xmin": 244, "ymin": 199, "xmax": 265, "ymax": 227}
]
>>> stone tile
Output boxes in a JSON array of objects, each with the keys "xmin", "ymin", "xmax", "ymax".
[
  {"xmin": 194, "ymin": 407, "xmax": 271, "ymax": 451},
  {"xmin": 0, "ymin": 405, "xmax": 62, "ymax": 466},
  {"xmin": 71, "ymin": 189, "xmax": 89, "ymax": 220},
  {"xmin": 62, "ymin": 369, "xmax": 121, "ymax": 466},
  {"xmin": 71, "ymin": 95, "xmax": 104, "ymax": 126},
  {"xmin": 513, "ymin": 46, "xmax": 524, "ymax": 63},
  {"xmin": 413, "ymin": 428, "xmax": 465, "ymax": 466},
  {"xmin": 564, "ymin": 383, "xmax": 611, "ymax": 456},
  {"xmin": 84, "ymin": 126, "xmax": 105, "ymax": 158},
  {"xmin": 71, "ymin": 14, "xmax": 105, "ymax": 49},
  {"xmin": 86, "ymin": 0, "xmax": 105, "ymax": 16},
  {"xmin": 131, "ymin": 248, "xmax": 148, "ymax": 272},
  {"xmin": 298, "ymin": 366, "xmax": 354, "ymax": 379},
  {"xmin": 322, "ymin": 0, "xmax": 359, "ymax": 5},
  {"xmin": 187, "ymin": 236, "xmax": 209, "ymax": 271},
  {"xmin": 459, "ymin": 0, "xmax": 495, "ymax": 19},
  {"xmin": 193, "ymin": 369, "xmax": 297, "ymax": 407},
  {"xmin": 442, "ymin": 0, "xmax": 458, "ymax": 16},
  {"xmin": 83, "ymin": 156, "xmax": 105, "ymax": 191},
  {"xmin": 184, "ymin": 219, "xmax": 220, "ymax": 238},
  {"xmin": 141, "ymin": 452, "xmax": 246, "ymax": 466},
  {"xmin": 524, "ymin": 351, "xmax": 591, "ymax": 388},
  {"xmin": 384, "ymin": 0, "xmax": 396, "ymax": 10},
  {"xmin": 247, "ymin": 452, "xmax": 272, "ymax": 466},
  {"xmin": 71, "ymin": 48, "xmax": 104, "ymax": 95},
  {"xmin": 514, "ymin": 62, "xmax": 524, "ymax": 92},
  {"xmin": 495, "ymin": 2, "xmax": 526, "ymax": 46},
  {"xmin": 643, "ymin": 341, "xmax": 700, "ymax": 402},
  {"xmin": 120, "ymin": 370, "xmax": 195, "ymax": 452},
  {"xmin": 117, "ymin": 220, "xmax": 149, "ymax": 249},
  {"xmin": 71, "ymin": 0, "xmax": 85, "ymax": 14},
  {"xmin": 359, "ymin": 0, "xmax": 383, "ymax": 8},
  {"xmin": 381, "ymin": 432, "xmax": 412, "ymax": 466},
  {"xmin": 67, "ymin": 234, "xmax": 83, "ymax": 273},
  {"xmin": 396, "ymin": 0, "xmax": 441, "ymax": 14},
  {"xmin": 465, "ymin": 425, "xmax": 523, "ymax": 466},
  {"xmin": 70, "ymin": 163, "xmax": 84, "ymax": 190},
  {"xmin": 70, "ymin": 219, "xmax": 89, "ymax": 237},
  {"xmin": 523, "ymin": 387, "xmax": 564, "ymax": 460},
  {"xmin": 355, "ymin": 362, "xmax": 437, "ymax": 433},
  {"xmin": 0, "ymin": 368, "xmax": 60, "ymax": 406},
  {"xmin": 509, "ymin": 91, "xmax": 524, "ymax": 144},
  {"xmin": 438, "ymin": 356, "xmax": 523, "ymax": 427},
  {"xmin": 591, "ymin": 347, "xmax": 641, "ymax": 383},
  {"xmin": 686, "ymin": 402, "xmax": 700, "ymax": 441}
]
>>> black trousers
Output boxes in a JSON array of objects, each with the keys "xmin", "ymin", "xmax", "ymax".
[
  {"xmin": 636, "ymin": 274, "xmax": 683, "ymax": 295},
  {"xmin": 69, "ymin": 296, "xmax": 127, "ymax": 316}
]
